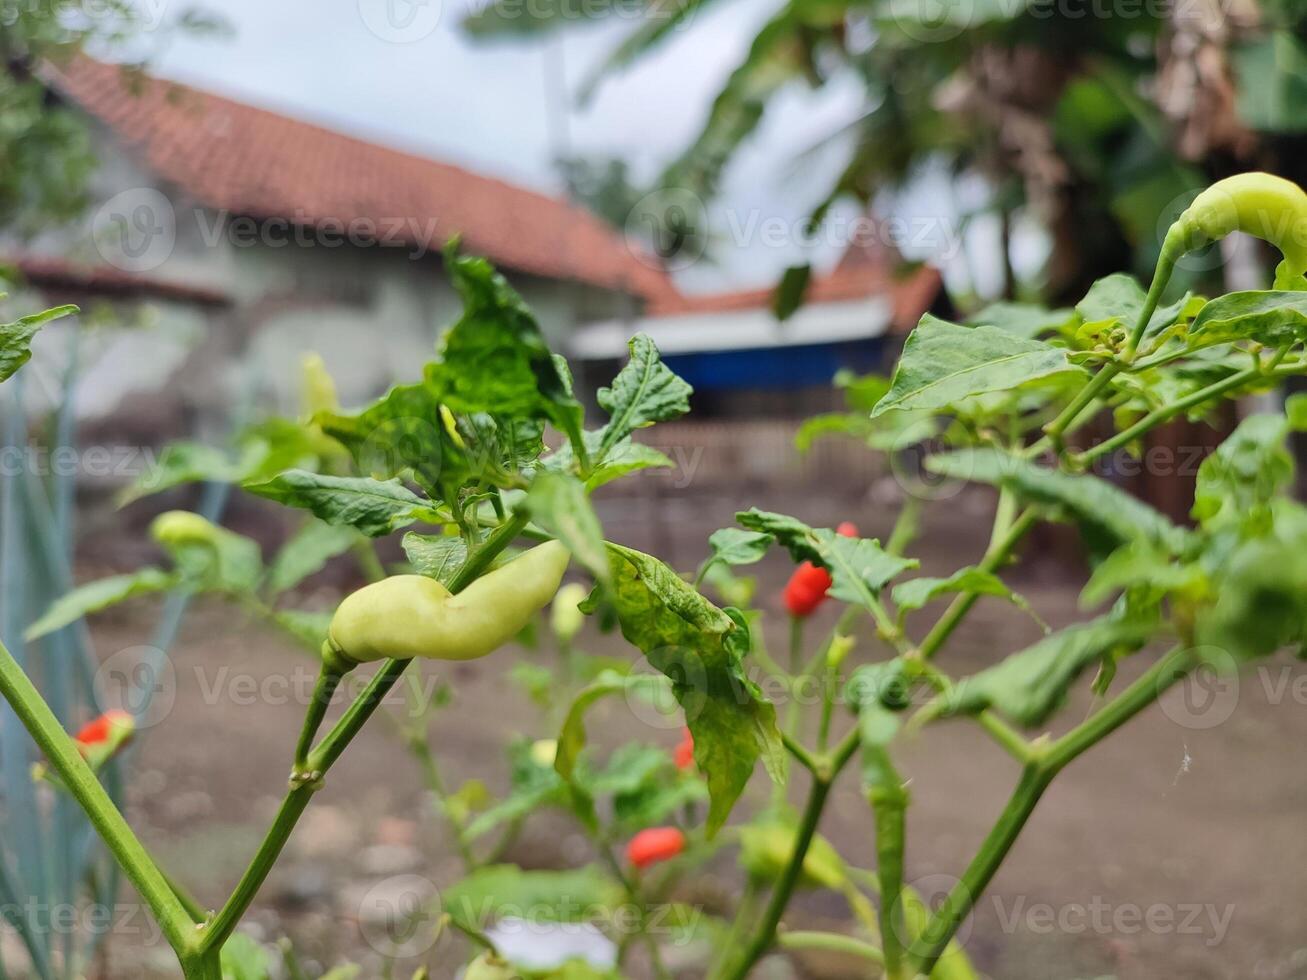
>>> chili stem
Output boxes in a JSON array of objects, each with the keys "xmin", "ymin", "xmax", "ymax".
[{"xmin": 293, "ymin": 666, "xmax": 342, "ymax": 775}]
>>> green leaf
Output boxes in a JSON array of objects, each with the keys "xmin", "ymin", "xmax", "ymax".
[
  {"xmin": 706, "ymin": 528, "xmax": 773, "ymax": 567},
  {"xmin": 526, "ymin": 470, "xmax": 611, "ymax": 587},
  {"xmin": 1075, "ymin": 274, "xmax": 1194, "ymax": 346},
  {"xmin": 1186, "ymin": 291, "xmax": 1307, "ymax": 350},
  {"xmin": 735, "ymin": 509, "xmax": 918, "ymax": 607},
  {"xmin": 220, "ymin": 931, "xmax": 274, "ymax": 980},
  {"xmin": 401, "ymin": 532, "xmax": 468, "ymax": 584},
  {"xmin": 25, "ymin": 568, "xmax": 176, "ymax": 640},
  {"xmin": 600, "ymin": 543, "xmax": 785, "ymax": 835},
  {"xmin": 0, "ymin": 303, "xmax": 75, "ymax": 383},
  {"xmin": 772, "ymin": 263, "xmax": 812, "ymax": 321},
  {"xmin": 244, "ymin": 470, "xmax": 438, "ymax": 537},
  {"xmin": 118, "ymin": 441, "xmax": 241, "ymax": 506},
  {"xmin": 1192, "ymin": 411, "xmax": 1299, "ymax": 529},
  {"xmin": 1081, "ymin": 539, "xmax": 1208, "ymax": 608},
  {"xmin": 596, "ymin": 334, "xmax": 692, "ymax": 457},
  {"xmin": 927, "ymin": 448, "xmax": 1187, "ymax": 553},
  {"xmin": 582, "ymin": 437, "xmax": 673, "ymax": 491},
  {"xmin": 892, "ymin": 567, "xmax": 1024, "ymax": 615},
  {"xmin": 270, "ymin": 609, "xmax": 333, "ymax": 651},
  {"xmin": 927, "ymin": 617, "xmax": 1152, "ymax": 727},
  {"xmin": 966, "ymin": 301, "xmax": 1071, "ymax": 339},
  {"xmin": 266, "ymin": 520, "xmax": 358, "ymax": 594},
  {"xmin": 439, "ymin": 248, "xmax": 585, "ymax": 454},
  {"xmin": 555, "ymin": 670, "xmax": 672, "ymax": 783},
  {"xmin": 871, "ymin": 315, "xmax": 1084, "ymax": 417}
]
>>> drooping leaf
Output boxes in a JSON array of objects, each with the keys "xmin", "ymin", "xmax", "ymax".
[
  {"xmin": 892, "ymin": 567, "xmax": 1027, "ymax": 616},
  {"xmin": 244, "ymin": 471, "xmax": 439, "ymax": 537},
  {"xmin": 871, "ymin": 315, "xmax": 1084, "ymax": 417},
  {"xmin": 596, "ymin": 543, "xmax": 784, "ymax": 835},
  {"xmin": 926, "ymin": 448, "xmax": 1188, "ymax": 553},
  {"xmin": 25, "ymin": 568, "xmax": 176, "ymax": 641},
  {"xmin": 1192, "ymin": 409, "xmax": 1302, "ymax": 530},
  {"xmin": 555, "ymin": 670, "xmax": 672, "ymax": 785}
]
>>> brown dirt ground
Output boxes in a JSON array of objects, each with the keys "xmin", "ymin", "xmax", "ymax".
[{"xmin": 58, "ymin": 485, "xmax": 1307, "ymax": 979}]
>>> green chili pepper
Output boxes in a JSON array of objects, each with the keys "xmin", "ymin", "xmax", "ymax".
[
  {"xmin": 322, "ymin": 541, "xmax": 569, "ymax": 671},
  {"xmin": 1166, "ymin": 172, "xmax": 1307, "ymax": 277}
]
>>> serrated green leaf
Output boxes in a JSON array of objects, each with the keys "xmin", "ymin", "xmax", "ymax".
[
  {"xmin": 872, "ymin": 315, "xmax": 1083, "ymax": 417},
  {"xmin": 735, "ymin": 509, "xmax": 918, "ymax": 607},
  {"xmin": 706, "ymin": 528, "xmax": 773, "ymax": 567},
  {"xmin": 601, "ymin": 543, "xmax": 784, "ymax": 835},
  {"xmin": 596, "ymin": 334, "xmax": 692, "ymax": 457},
  {"xmin": 967, "ymin": 301, "xmax": 1072, "ymax": 339},
  {"xmin": 892, "ymin": 567, "xmax": 1021, "ymax": 614}
]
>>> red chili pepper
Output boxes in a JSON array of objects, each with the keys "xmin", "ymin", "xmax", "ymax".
[
  {"xmin": 74, "ymin": 710, "xmax": 134, "ymax": 754},
  {"xmin": 782, "ymin": 522, "xmax": 859, "ymax": 618},
  {"xmin": 627, "ymin": 827, "xmax": 686, "ymax": 869},
  {"xmin": 673, "ymin": 727, "xmax": 695, "ymax": 771}
]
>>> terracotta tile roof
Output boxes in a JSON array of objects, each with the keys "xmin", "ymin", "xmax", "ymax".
[
  {"xmin": 4, "ymin": 254, "xmax": 232, "ymax": 306},
  {"xmin": 648, "ymin": 263, "xmax": 943, "ymax": 332},
  {"xmin": 44, "ymin": 58, "xmax": 679, "ymax": 306}
]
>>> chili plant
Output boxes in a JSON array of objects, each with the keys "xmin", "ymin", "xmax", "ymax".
[{"xmin": 3, "ymin": 175, "xmax": 1307, "ymax": 978}]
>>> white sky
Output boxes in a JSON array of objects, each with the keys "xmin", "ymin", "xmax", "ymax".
[{"xmin": 117, "ymin": 0, "xmax": 1016, "ymax": 295}]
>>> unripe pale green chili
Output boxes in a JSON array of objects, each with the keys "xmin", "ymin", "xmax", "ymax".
[
  {"xmin": 151, "ymin": 509, "xmax": 224, "ymax": 547},
  {"xmin": 1125, "ymin": 172, "xmax": 1307, "ymax": 359},
  {"xmin": 322, "ymin": 540, "xmax": 570, "ymax": 672}
]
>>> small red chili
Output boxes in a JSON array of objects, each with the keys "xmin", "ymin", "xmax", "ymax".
[
  {"xmin": 674, "ymin": 727, "xmax": 695, "ymax": 771},
  {"xmin": 74, "ymin": 710, "xmax": 134, "ymax": 755},
  {"xmin": 782, "ymin": 522, "xmax": 859, "ymax": 618},
  {"xmin": 627, "ymin": 827, "xmax": 686, "ymax": 869}
]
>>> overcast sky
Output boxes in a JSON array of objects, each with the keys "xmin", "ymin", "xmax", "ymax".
[{"xmin": 124, "ymin": 0, "xmax": 1010, "ymax": 295}]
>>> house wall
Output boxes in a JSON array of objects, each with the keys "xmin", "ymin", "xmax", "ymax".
[{"xmin": 6, "ymin": 117, "xmax": 640, "ymax": 444}]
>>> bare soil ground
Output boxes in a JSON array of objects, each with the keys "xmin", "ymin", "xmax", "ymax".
[{"xmin": 62, "ymin": 485, "xmax": 1307, "ymax": 979}]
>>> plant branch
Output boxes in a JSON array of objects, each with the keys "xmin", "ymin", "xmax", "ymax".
[
  {"xmin": 907, "ymin": 646, "xmax": 1196, "ymax": 975},
  {"xmin": 0, "ymin": 640, "xmax": 197, "ymax": 956},
  {"xmin": 777, "ymin": 930, "xmax": 884, "ymax": 964}
]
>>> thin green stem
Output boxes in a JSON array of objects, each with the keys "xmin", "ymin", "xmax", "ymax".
[
  {"xmin": 917, "ymin": 509, "xmax": 1037, "ymax": 661},
  {"xmin": 868, "ymin": 756, "xmax": 908, "ymax": 977},
  {"xmin": 780, "ymin": 731, "xmax": 821, "ymax": 776},
  {"xmin": 293, "ymin": 666, "xmax": 342, "ymax": 774},
  {"xmin": 907, "ymin": 646, "xmax": 1196, "ymax": 975},
  {"xmin": 719, "ymin": 774, "xmax": 833, "ymax": 980},
  {"xmin": 409, "ymin": 732, "xmax": 478, "ymax": 871},
  {"xmin": 1074, "ymin": 361, "xmax": 1287, "ymax": 465},
  {"xmin": 776, "ymin": 931, "xmax": 884, "ymax": 964},
  {"xmin": 0, "ymin": 640, "xmax": 196, "ymax": 956},
  {"xmin": 719, "ymin": 728, "xmax": 860, "ymax": 980}
]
